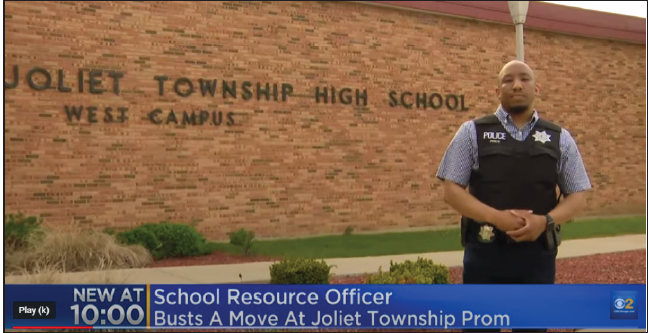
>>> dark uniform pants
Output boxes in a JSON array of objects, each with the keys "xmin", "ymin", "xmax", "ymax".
[{"xmin": 460, "ymin": 262, "xmax": 556, "ymax": 333}]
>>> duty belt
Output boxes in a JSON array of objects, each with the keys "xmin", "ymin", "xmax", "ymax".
[
  {"xmin": 461, "ymin": 217, "xmax": 513, "ymax": 245},
  {"xmin": 460, "ymin": 216, "xmax": 559, "ymax": 250}
]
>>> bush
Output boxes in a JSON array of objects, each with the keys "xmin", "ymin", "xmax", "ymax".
[
  {"xmin": 227, "ymin": 228, "xmax": 255, "ymax": 255},
  {"xmin": 390, "ymin": 257, "xmax": 450, "ymax": 284},
  {"xmin": 116, "ymin": 222, "xmax": 211, "ymax": 259},
  {"xmin": 365, "ymin": 257, "xmax": 450, "ymax": 285},
  {"xmin": 5, "ymin": 230, "xmax": 152, "ymax": 274},
  {"xmin": 4, "ymin": 213, "xmax": 44, "ymax": 252},
  {"xmin": 366, "ymin": 267, "xmax": 435, "ymax": 284},
  {"xmin": 270, "ymin": 258, "xmax": 333, "ymax": 284},
  {"xmin": 116, "ymin": 226, "xmax": 162, "ymax": 254}
]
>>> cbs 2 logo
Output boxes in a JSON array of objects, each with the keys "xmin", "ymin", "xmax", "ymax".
[
  {"xmin": 622, "ymin": 298, "xmax": 634, "ymax": 309},
  {"xmin": 615, "ymin": 298, "xmax": 634, "ymax": 309}
]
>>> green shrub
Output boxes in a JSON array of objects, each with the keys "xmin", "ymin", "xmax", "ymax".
[
  {"xmin": 270, "ymin": 258, "xmax": 333, "ymax": 284},
  {"xmin": 390, "ymin": 257, "xmax": 450, "ymax": 284},
  {"xmin": 227, "ymin": 228, "xmax": 255, "ymax": 256},
  {"xmin": 116, "ymin": 222, "xmax": 211, "ymax": 259},
  {"xmin": 116, "ymin": 226, "xmax": 161, "ymax": 254},
  {"xmin": 365, "ymin": 267, "xmax": 435, "ymax": 284},
  {"xmin": 365, "ymin": 257, "xmax": 450, "ymax": 285},
  {"xmin": 4, "ymin": 214, "xmax": 43, "ymax": 252}
]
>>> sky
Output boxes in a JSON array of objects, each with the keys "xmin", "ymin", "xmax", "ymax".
[{"xmin": 541, "ymin": 1, "xmax": 647, "ymax": 18}]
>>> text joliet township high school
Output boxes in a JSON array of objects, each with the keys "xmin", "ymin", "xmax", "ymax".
[{"xmin": 4, "ymin": 1, "xmax": 646, "ymax": 240}]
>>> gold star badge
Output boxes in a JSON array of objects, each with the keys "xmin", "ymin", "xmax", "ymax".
[{"xmin": 479, "ymin": 225, "xmax": 495, "ymax": 243}]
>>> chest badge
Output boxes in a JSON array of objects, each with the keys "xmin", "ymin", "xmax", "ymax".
[
  {"xmin": 478, "ymin": 224, "xmax": 495, "ymax": 243},
  {"xmin": 532, "ymin": 130, "xmax": 552, "ymax": 144}
]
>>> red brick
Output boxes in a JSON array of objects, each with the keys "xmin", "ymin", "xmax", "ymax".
[{"xmin": 4, "ymin": 1, "xmax": 645, "ymax": 240}]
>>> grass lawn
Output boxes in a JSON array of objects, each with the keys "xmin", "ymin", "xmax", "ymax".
[{"xmin": 210, "ymin": 216, "xmax": 646, "ymax": 259}]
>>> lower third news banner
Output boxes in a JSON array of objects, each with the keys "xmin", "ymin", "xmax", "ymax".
[{"xmin": 5, "ymin": 284, "xmax": 646, "ymax": 330}]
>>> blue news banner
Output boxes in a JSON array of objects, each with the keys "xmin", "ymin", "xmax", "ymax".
[{"xmin": 5, "ymin": 284, "xmax": 646, "ymax": 330}]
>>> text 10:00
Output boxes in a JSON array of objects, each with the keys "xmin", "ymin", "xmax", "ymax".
[{"xmin": 70, "ymin": 304, "xmax": 145, "ymax": 326}]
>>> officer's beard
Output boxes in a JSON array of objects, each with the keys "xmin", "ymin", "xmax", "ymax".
[{"xmin": 506, "ymin": 105, "xmax": 529, "ymax": 115}]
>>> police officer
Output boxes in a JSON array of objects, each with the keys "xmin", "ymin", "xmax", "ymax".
[{"xmin": 436, "ymin": 60, "xmax": 592, "ymax": 332}]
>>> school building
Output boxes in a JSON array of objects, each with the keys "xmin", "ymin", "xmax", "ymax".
[{"xmin": 4, "ymin": 1, "xmax": 646, "ymax": 239}]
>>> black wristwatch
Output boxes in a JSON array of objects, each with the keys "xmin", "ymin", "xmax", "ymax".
[{"xmin": 545, "ymin": 214, "xmax": 555, "ymax": 231}]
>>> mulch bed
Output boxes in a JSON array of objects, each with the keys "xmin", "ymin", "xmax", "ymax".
[{"xmin": 150, "ymin": 250, "xmax": 645, "ymax": 332}]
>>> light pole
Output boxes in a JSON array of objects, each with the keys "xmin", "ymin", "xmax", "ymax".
[{"xmin": 507, "ymin": 1, "xmax": 529, "ymax": 62}]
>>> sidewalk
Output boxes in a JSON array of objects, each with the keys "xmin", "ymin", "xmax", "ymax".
[{"xmin": 6, "ymin": 234, "xmax": 645, "ymax": 285}]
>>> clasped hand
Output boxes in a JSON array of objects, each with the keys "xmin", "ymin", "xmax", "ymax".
[{"xmin": 501, "ymin": 210, "xmax": 547, "ymax": 242}]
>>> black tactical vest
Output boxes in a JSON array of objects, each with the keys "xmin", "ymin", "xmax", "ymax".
[{"xmin": 464, "ymin": 114, "xmax": 562, "ymax": 272}]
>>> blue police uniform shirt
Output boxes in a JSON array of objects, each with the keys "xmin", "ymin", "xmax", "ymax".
[{"xmin": 436, "ymin": 106, "xmax": 592, "ymax": 195}]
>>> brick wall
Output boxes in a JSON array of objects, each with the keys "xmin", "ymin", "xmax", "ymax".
[{"xmin": 4, "ymin": 1, "xmax": 646, "ymax": 240}]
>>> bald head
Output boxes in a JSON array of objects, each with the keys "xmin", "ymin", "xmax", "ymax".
[
  {"xmin": 498, "ymin": 60, "xmax": 535, "ymax": 85},
  {"xmin": 496, "ymin": 60, "xmax": 539, "ymax": 115}
]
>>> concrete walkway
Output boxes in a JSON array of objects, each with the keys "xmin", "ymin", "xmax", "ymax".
[{"xmin": 6, "ymin": 234, "xmax": 645, "ymax": 285}]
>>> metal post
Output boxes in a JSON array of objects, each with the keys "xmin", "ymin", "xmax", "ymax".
[
  {"xmin": 515, "ymin": 23, "xmax": 524, "ymax": 61},
  {"xmin": 507, "ymin": 1, "xmax": 529, "ymax": 62}
]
